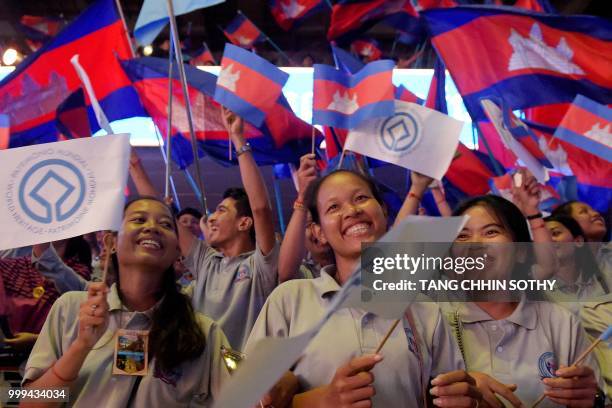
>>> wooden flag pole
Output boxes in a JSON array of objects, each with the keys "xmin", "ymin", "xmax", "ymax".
[
  {"xmin": 311, "ymin": 126, "xmax": 316, "ymax": 155},
  {"xmin": 531, "ymin": 327, "xmax": 611, "ymax": 408},
  {"xmin": 165, "ymin": 0, "xmax": 209, "ymax": 214},
  {"xmin": 375, "ymin": 319, "xmax": 400, "ymax": 354}
]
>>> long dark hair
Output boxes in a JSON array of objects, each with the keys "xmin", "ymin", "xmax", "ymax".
[
  {"xmin": 115, "ymin": 197, "xmax": 205, "ymax": 373},
  {"xmin": 305, "ymin": 169, "xmax": 386, "ymax": 224},
  {"xmin": 453, "ymin": 195, "xmax": 532, "ymax": 242},
  {"xmin": 544, "ymin": 214, "xmax": 608, "ymax": 293},
  {"xmin": 64, "ymin": 235, "xmax": 93, "ymax": 269},
  {"xmin": 452, "ymin": 195, "xmax": 533, "ymax": 282}
]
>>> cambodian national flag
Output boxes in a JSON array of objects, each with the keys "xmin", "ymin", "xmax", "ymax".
[
  {"xmin": 553, "ymin": 95, "xmax": 611, "ymax": 163},
  {"xmin": 190, "ymin": 42, "xmax": 216, "ymax": 66},
  {"xmin": 425, "ymin": 57, "xmax": 448, "ymax": 113},
  {"xmin": 134, "ymin": 0, "xmax": 225, "ymax": 46},
  {"xmin": 423, "ymin": 6, "xmax": 612, "ymax": 122},
  {"xmin": 55, "ymin": 88, "xmax": 91, "ymax": 139},
  {"xmin": 270, "ymin": 0, "xmax": 324, "ymax": 31},
  {"xmin": 351, "ymin": 39, "xmax": 382, "ymax": 62},
  {"xmin": 313, "ymin": 60, "xmax": 395, "ymax": 129},
  {"xmin": 0, "ymin": 0, "xmax": 144, "ymax": 149},
  {"xmin": 327, "ymin": 0, "xmax": 419, "ymax": 43},
  {"xmin": 214, "ymin": 44, "xmax": 289, "ymax": 128},
  {"xmin": 528, "ymin": 120, "xmax": 611, "ymax": 213},
  {"xmin": 0, "ymin": 114, "xmax": 9, "ymax": 150},
  {"xmin": 121, "ymin": 57, "xmax": 319, "ymax": 169},
  {"xmin": 18, "ymin": 15, "xmax": 64, "ymax": 41},
  {"xmin": 331, "ymin": 45, "xmax": 423, "ymax": 105},
  {"xmin": 223, "ymin": 13, "xmax": 265, "ymax": 49}
]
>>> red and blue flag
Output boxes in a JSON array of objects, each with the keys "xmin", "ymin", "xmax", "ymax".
[
  {"xmin": 0, "ymin": 0, "xmax": 144, "ymax": 149},
  {"xmin": 190, "ymin": 42, "xmax": 216, "ymax": 66},
  {"xmin": 270, "ymin": 0, "xmax": 324, "ymax": 31},
  {"xmin": 423, "ymin": 6, "xmax": 612, "ymax": 122},
  {"xmin": 425, "ymin": 57, "xmax": 448, "ymax": 113},
  {"xmin": 351, "ymin": 38, "xmax": 382, "ymax": 62},
  {"xmin": 55, "ymin": 88, "xmax": 91, "ymax": 139},
  {"xmin": 327, "ymin": 0, "xmax": 419, "ymax": 44},
  {"xmin": 313, "ymin": 60, "xmax": 395, "ymax": 129},
  {"xmin": 553, "ymin": 95, "xmax": 611, "ymax": 163},
  {"xmin": 528, "ymin": 120, "xmax": 611, "ymax": 213},
  {"xmin": 18, "ymin": 15, "xmax": 64, "ymax": 41},
  {"xmin": 121, "ymin": 57, "xmax": 320, "ymax": 169},
  {"xmin": 214, "ymin": 44, "xmax": 289, "ymax": 128},
  {"xmin": 331, "ymin": 45, "xmax": 423, "ymax": 104},
  {"xmin": 513, "ymin": 0, "xmax": 556, "ymax": 13},
  {"xmin": 0, "ymin": 114, "xmax": 9, "ymax": 150},
  {"xmin": 223, "ymin": 13, "xmax": 265, "ymax": 49}
]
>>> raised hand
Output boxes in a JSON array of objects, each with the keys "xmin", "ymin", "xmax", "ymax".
[
  {"xmin": 297, "ymin": 153, "xmax": 317, "ymax": 202},
  {"xmin": 511, "ymin": 168, "xmax": 542, "ymax": 216},
  {"xmin": 76, "ymin": 282, "xmax": 110, "ymax": 350},
  {"xmin": 221, "ymin": 106, "xmax": 245, "ymax": 147}
]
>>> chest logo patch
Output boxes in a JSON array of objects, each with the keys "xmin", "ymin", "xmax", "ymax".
[
  {"xmin": 234, "ymin": 265, "xmax": 251, "ymax": 283},
  {"xmin": 538, "ymin": 351, "xmax": 557, "ymax": 378}
]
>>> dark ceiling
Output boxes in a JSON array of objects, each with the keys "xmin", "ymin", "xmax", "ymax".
[{"xmin": 0, "ymin": 0, "xmax": 609, "ymax": 66}]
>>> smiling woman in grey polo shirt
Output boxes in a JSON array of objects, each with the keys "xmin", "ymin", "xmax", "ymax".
[
  {"xmin": 247, "ymin": 170, "xmax": 483, "ymax": 408},
  {"xmin": 443, "ymin": 195, "xmax": 603, "ymax": 407},
  {"xmin": 22, "ymin": 197, "xmax": 230, "ymax": 407}
]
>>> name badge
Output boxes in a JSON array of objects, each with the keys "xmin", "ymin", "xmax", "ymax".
[{"xmin": 112, "ymin": 329, "xmax": 149, "ymax": 376}]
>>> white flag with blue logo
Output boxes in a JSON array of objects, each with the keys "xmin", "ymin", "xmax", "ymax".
[
  {"xmin": 0, "ymin": 134, "xmax": 131, "ymax": 251},
  {"xmin": 344, "ymin": 100, "xmax": 463, "ymax": 180},
  {"xmin": 134, "ymin": 0, "xmax": 225, "ymax": 46}
]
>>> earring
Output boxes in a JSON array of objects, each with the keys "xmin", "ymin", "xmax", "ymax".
[{"xmin": 110, "ymin": 247, "xmax": 117, "ymax": 254}]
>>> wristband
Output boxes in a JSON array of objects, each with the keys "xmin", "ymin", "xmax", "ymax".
[
  {"xmin": 526, "ymin": 213, "xmax": 543, "ymax": 220},
  {"xmin": 51, "ymin": 362, "xmax": 77, "ymax": 382},
  {"xmin": 408, "ymin": 192, "xmax": 422, "ymax": 201},
  {"xmin": 236, "ymin": 143, "xmax": 252, "ymax": 157},
  {"xmin": 293, "ymin": 200, "xmax": 307, "ymax": 211}
]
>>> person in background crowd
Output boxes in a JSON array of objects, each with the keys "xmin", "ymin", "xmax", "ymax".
[
  {"xmin": 279, "ymin": 154, "xmax": 333, "ymax": 282},
  {"xmin": 178, "ymin": 107, "xmax": 278, "ymax": 351},
  {"xmin": 544, "ymin": 214, "xmax": 612, "ymax": 402},
  {"xmin": 301, "ymin": 54, "xmax": 314, "ymax": 67},
  {"xmin": 440, "ymin": 195, "xmax": 604, "ymax": 407},
  {"xmin": 247, "ymin": 169, "xmax": 482, "ymax": 407},
  {"xmin": 0, "ymin": 237, "xmax": 91, "ymax": 352},
  {"xmin": 22, "ymin": 197, "xmax": 230, "ymax": 407},
  {"xmin": 553, "ymin": 201, "xmax": 608, "ymax": 243},
  {"xmin": 544, "ymin": 214, "xmax": 609, "ymax": 304},
  {"xmin": 177, "ymin": 208, "xmax": 204, "ymax": 240}
]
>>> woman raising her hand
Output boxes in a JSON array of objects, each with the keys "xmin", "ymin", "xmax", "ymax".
[{"xmin": 22, "ymin": 197, "xmax": 230, "ymax": 407}]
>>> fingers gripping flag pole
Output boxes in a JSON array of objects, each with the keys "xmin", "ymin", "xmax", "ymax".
[
  {"xmin": 164, "ymin": 0, "xmax": 208, "ymax": 214},
  {"xmin": 70, "ymin": 55, "xmax": 114, "ymax": 135}
]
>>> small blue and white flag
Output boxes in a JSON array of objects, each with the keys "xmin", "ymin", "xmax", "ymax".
[
  {"xmin": 134, "ymin": 0, "xmax": 225, "ymax": 46},
  {"xmin": 0, "ymin": 134, "xmax": 131, "ymax": 250}
]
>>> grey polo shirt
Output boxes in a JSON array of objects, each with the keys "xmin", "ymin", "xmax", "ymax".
[
  {"xmin": 23, "ymin": 284, "xmax": 231, "ymax": 407},
  {"xmin": 246, "ymin": 266, "xmax": 464, "ymax": 407},
  {"xmin": 440, "ymin": 298, "xmax": 602, "ymax": 407},
  {"xmin": 185, "ymin": 241, "xmax": 279, "ymax": 351},
  {"xmin": 580, "ymin": 300, "xmax": 611, "ymax": 402}
]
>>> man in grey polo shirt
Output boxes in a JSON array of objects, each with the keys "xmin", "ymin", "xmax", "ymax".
[{"xmin": 179, "ymin": 108, "xmax": 278, "ymax": 351}]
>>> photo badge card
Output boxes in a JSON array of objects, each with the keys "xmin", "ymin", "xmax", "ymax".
[{"xmin": 113, "ymin": 329, "xmax": 149, "ymax": 376}]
